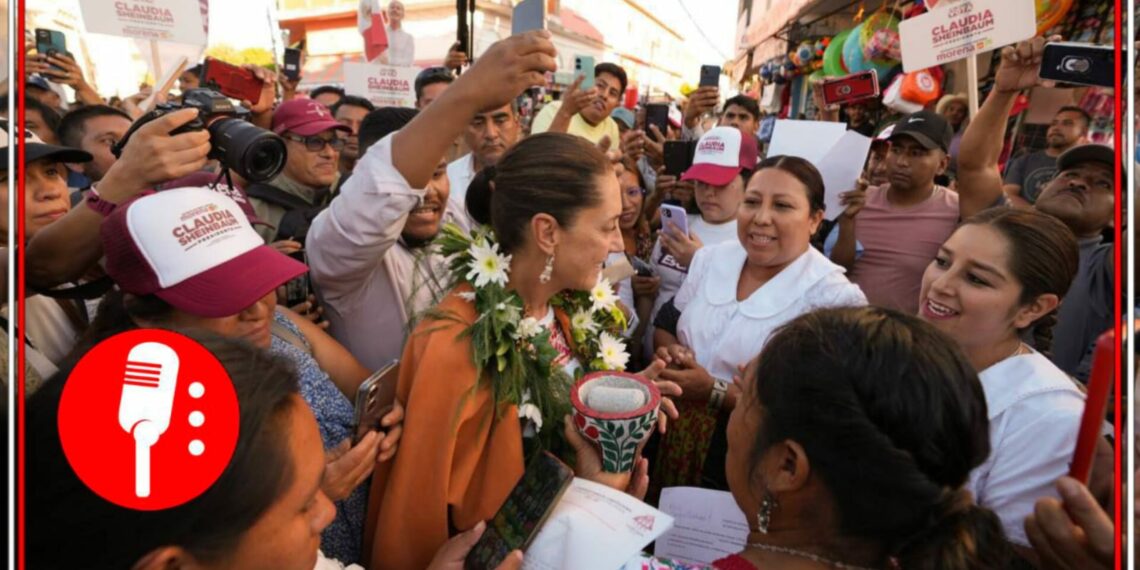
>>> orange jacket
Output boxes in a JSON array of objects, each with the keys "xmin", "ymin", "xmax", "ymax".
[{"xmin": 364, "ymin": 286, "xmax": 571, "ymax": 569}]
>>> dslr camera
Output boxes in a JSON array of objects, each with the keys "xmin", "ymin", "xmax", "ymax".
[{"xmin": 113, "ymin": 88, "xmax": 287, "ymax": 183}]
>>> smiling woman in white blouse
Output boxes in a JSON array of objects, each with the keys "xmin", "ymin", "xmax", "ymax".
[{"xmin": 651, "ymin": 155, "xmax": 866, "ymax": 490}]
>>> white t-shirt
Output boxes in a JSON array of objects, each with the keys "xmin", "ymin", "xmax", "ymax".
[
  {"xmin": 967, "ymin": 351, "xmax": 1087, "ymax": 547},
  {"xmin": 674, "ymin": 241, "xmax": 866, "ymax": 381},
  {"xmin": 446, "ymin": 153, "xmax": 477, "ymax": 231},
  {"xmin": 645, "ymin": 214, "xmax": 738, "ymax": 358}
]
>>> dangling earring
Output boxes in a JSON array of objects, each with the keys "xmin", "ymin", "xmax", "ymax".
[
  {"xmin": 756, "ymin": 492, "xmax": 778, "ymax": 534},
  {"xmin": 539, "ymin": 255, "xmax": 554, "ymax": 284}
]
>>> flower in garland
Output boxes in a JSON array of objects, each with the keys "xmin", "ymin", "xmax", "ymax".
[
  {"xmin": 517, "ymin": 389, "xmax": 544, "ymax": 431},
  {"xmin": 466, "ymin": 239, "xmax": 512, "ymax": 288},
  {"xmin": 589, "ymin": 277, "xmax": 620, "ymax": 314},
  {"xmin": 515, "ymin": 316, "xmax": 543, "ymax": 340},
  {"xmin": 597, "ymin": 332, "xmax": 630, "ymax": 370},
  {"xmin": 571, "ymin": 309, "xmax": 599, "ymax": 336}
]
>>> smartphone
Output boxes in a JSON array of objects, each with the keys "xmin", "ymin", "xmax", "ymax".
[
  {"xmin": 283, "ymin": 48, "xmax": 302, "ymax": 81},
  {"xmin": 511, "ymin": 0, "xmax": 546, "ymax": 35},
  {"xmin": 1040, "ymin": 42, "xmax": 1114, "ymax": 88},
  {"xmin": 35, "ymin": 28, "xmax": 69, "ymax": 71},
  {"xmin": 630, "ymin": 255, "xmax": 656, "ymax": 278},
  {"xmin": 574, "ymin": 55, "xmax": 595, "ymax": 90},
  {"xmin": 645, "ymin": 103, "xmax": 670, "ymax": 140},
  {"xmin": 283, "ymin": 251, "xmax": 311, "ymax": 307},
  {"xmin": 202, "ymin": 57, "xmax": 263, "ymax": 105},
  {"xmin": 552, "ymin": 71, "xmax": 575, "ymax": 87},
  {"xmin": 699, "ymin": 64, "xmax": 721, "ymax": 88},
  {"xmin": 465, "ymin": 452, "xmax": 574, "ymax": 569},
  {"xmin": 1068, "ymin": 331, "xmax": 1114, "ymax": 483},
  {"xmin": 757, "ymin": 115, "xmax": 777, "ymax": 142},
  {"xmin": 663, "ymin": 140, "xmax": 696, "ymax": 176},
  {"xmin": 820, "ymin": 70, "xmax": 880, "ymax": 107},
  {"xmin": 353, "ymin": 360, "xmax": 401, "ymax": 444},
  {"xmin": 659, "ymin": 204, "xmax": 689, "ymax": 237}
]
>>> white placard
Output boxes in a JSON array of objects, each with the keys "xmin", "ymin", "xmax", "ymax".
[
  {"xmin": 898, "ymin": 0, "xmax": 1036, "ymax": 72},
  {"xmin": 766, "ymin": 121, "xmax": 872, "ymax": 220},
  {"xmin": 79, "ymin": 0, "xmax": 207, "ymax": 46},
  {"xmin": 523, "ymin": 478, "xmax": 673, "ymax": 570},
  {"xmin": 344, "ymin": 62, "xmax": 419, "ymax": 108},
  {"xmin": 653, "ymin": 487, "xmax": 749, "ymax": 565}
]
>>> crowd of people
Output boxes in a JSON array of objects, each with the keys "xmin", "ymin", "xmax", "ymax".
[{"xmin": 9, "ymin": 14, "xmax": 1120, "ymax": 570}]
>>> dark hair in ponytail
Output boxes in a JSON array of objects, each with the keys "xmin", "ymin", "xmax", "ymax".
[
  {"xmin": 752, "ymin": 155, "xmax": 827, "ymax": 214},
  {"xmin": 749, "ymin": 306, "xmax": 1011, "ymax": 569},
  {"xmin": 464, "ymin": 132, "xmax": 611, "ymax": 252},
  {"xmin": 960, "ymin": 208, "xmax": 1079, "ymax": 357}
]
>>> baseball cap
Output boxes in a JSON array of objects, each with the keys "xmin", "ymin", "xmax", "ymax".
[
  {"xmin": 26, "ymin": 75, "xmax": 52, "ymax": 91},
  {"xmin": 889, "ymin": 110, "xmax": 953, "ymax": 153},
  {"xmin": 870, "ymin": 122, "xmax": 895, "ymax": 150},
  {"xmin": 612, "ymin": 107, "xmax": 635, "ymax": 130},
  {"xmin": 681, "ymin": 126, "xmax": 759, "ymax": 186},
  {"xmin": 1056, "ymin": 144, "xmax": 1114, "ymax": 172},
  {"xmin": 272, "ymin": 99, "xmax": 352, "ymax": 137},
  {"xmin": 102, "ymin": 187, "xmax": 307, "ymax": 318},
  {"xmin": 0, "ymin": 119, "xmax": 93, "ymax": 170}
]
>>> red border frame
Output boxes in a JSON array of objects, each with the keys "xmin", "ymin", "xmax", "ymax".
[
  {"xmin": 16, "ymin": 0, "xmax": 27, "ymax": 567},
  {"xmin": 6, "ymin": 0, "xmax": 1130, "ymax": 567}
]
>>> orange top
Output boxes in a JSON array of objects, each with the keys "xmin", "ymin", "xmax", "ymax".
[{"xmin": 364, "ymin": 286, "xmax": 572, "ymax": 570}]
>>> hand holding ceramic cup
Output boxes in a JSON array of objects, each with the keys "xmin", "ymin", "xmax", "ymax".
[{"xmin": 571, "ymin": 371, "xmax": 662, "ymax": 473}]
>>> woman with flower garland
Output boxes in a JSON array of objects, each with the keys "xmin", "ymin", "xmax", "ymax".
[
  {"xmin": 652, "ymin": 156, "xmax": 866, "ymax": 491},
  {"xmin": 364, "ymin": 33, "xmax": 675, "ymax": 570}
]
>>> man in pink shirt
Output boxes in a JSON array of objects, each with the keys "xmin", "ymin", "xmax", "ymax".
[{"xmin": 828, "ymin": 110, "xmax": 995, "ymax": 313}]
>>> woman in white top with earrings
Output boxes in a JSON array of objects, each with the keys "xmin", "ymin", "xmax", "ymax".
[
  {"xmin": 917, "ymin": 207, "xmax": 1109, "ymax": 555},
  {"xmin": 652, "ymin": 155, "xmax": 866, "ymax": 490}
]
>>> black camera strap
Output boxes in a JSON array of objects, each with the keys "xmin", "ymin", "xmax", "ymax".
[{"xmin": 32, "ymin": 277, "xmax": 114, "ymax": 301}]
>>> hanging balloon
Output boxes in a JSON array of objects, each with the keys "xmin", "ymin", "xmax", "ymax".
[
  {"xmin": 1036, "ymin": 0, "xmax": 1074, "ymax": 35},
  {"xmin": 823, "ymin": 29, "xmax": 851, "ymax": 77},
  {"xmin": 797, "ymin": 41, "xmax": 815, "ymax": 66},
  {"xmin": 815, "ymin": 39, "xmax": 826, "ymax": 58},
  {"xmin": 842, "ymin": 23, "xmax": 869, "ymax": 73},
  {"xmin": 865, "ymin": 28, "xmax": 902, "ymax": 64},
  {"xmin": 784, "ymin": 58, "xmax": 797, "ymax": 73},
  {"xmin": 759, "ymin": 63, "xmax": 773, "ymax": 82}
]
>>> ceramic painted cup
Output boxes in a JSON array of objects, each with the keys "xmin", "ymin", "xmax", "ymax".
[{"xmin": 571, "ymin": 371, "xmax": 662, "ymax": 473}]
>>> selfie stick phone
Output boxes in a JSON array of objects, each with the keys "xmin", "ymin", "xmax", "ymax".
[
  {"xmin": 1068, "ymin": 330, "xmax": 1114, "ymax": 484},
  {"xmin": 118, "ymin": 342, "xmax": 181, "ymax": 498}
]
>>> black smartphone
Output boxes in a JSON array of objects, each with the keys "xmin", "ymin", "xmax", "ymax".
[
  {"xmin": 465, "ymin": 452, "xmax": 574, "ymax": 569},
  {"xmin": 699, "ymin": 64, "xmax": 721, "ymax": 88},
  {"xmin": 35, "ymin": 28, "xmax": 69, "ymax": 71},
  {"xmin": 1039, "ymin": 42, "xmax": 1114, "ymax": 88},
  {"xmin": 645, "ymin": 103, "xmax": 669, "ymax": 140},
  {"xmin": 630, "ymin": 255, "xmax": 656, "ymax": 278},
  {"xmin": 283, "ymin": 48, "xmax": 302, "ymax": 81},
  {"xmin": 283, "ymin": 251, "xmax": 311, "ymax": 307},
  {"xmin": 352, "ymin": 360, "xmax": 400, "ymax": 444},
  {"xmin": 663, "ymin": 140, "xmax": 697, "ymax": 176}
]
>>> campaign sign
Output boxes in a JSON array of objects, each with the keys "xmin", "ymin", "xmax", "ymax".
[
  {"xmin": 79, "ymin": 0, "xmax": 208, "ymax": 46},
  {"xmin": 344, "ymin": 62, "xmax": 419, "ymax": 108},
  {"xmin": 898, "ymin": 0, "xmax": 1035, "ymax": 72}
]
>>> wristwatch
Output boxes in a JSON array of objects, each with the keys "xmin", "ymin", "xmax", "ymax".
[{"xmin": 84, "ymin": 186, "xmax": 117, "ymax": 217}]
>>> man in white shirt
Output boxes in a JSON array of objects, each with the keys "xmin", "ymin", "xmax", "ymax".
[
  {"xmin": 307, "ymin": 107, "xmax": 454, "ymax": 370},
  {"xmin": 382, "ymin": 0, "xmax": 415, "ymax": 66},
  {"xmin": 447, "ymin": 99, "xmax": 522, "ymax": 228}
]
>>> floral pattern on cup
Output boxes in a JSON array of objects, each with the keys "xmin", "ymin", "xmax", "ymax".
[{"xmin": 571, "ymin": 371, "xmax": 661, "ymax": 473}]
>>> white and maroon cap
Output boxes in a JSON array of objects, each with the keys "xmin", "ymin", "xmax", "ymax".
[
  {"xmin": 101, "ymin": 187, "xmax": 307, "ymax": 318},
  {"xmin": 682, "ymin": 126, "xmax": 759, "ymax": 186}
]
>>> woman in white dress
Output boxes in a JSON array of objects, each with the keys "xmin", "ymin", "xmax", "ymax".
[
  {"xmin": 652, "ymin": 155, "xmax": 866, "ymax": 490},
  {"xmin": 916, "ymin": 207, "xmax": 1101, "ymax": 556}
]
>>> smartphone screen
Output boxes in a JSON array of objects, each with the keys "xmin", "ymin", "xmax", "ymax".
[
  {"xmin": 465, "ymin": 452, "xmax": 574, "ymax": 570},
  {"xmin": 663, "ymin": 140, "xmax": 695, "ymax": 176},
  {"xmin": 283, "ymin": 48, "xmax": 302, "ymax": 81},
  {"xmin": 1040, "ymin": 42, "xmax": 1114, "ymax": 88},
  {"xmin": 283, "ymin": 251, "xmax": 311, "ymax": 307}
]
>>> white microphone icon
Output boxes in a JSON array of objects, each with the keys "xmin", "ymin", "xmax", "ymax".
[{"xmin": 118, "ymin": 342, "xmax": 180, "ymax": 498}]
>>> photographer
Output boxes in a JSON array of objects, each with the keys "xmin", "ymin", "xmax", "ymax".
[
  {"xmin": 246, "ymin": 99, "xmax": 351, "ymax": 245},
  {"xmin": 25, "ymin": 109, "xmax": 211, "ymax": 290}
]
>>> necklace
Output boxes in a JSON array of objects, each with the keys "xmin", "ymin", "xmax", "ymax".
[
  {"xmin": 747, "ymin": 542, "xmax": 877, "ymax": 570},
  {"xmin": 1007, "ymin": 341, "xmax": 1025, "ymax": 360}
]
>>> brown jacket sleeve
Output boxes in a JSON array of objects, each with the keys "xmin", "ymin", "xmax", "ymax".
[{"xmin": 364, "ymin": 288, "xmax": 526, "ymax": 570}]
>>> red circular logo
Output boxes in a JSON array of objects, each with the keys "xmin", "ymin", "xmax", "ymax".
[{"xmin": 58, "ymin": 329, "xmax": 240, "ymax": 510}]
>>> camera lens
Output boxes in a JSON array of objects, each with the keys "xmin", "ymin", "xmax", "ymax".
[{"xmin": 208, "ymin": 118, "xmax": 288, "ymax": 183}]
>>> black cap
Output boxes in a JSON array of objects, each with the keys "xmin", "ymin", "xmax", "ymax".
[
  {"xmin": 889, "ymin": 110, "xmax": 953, "ymax": 153},
  {"xmin": 1056, "ymin": 144, "xmax": 1113, "ymax": 172},
  {"xmin": 0, "ymin": 119, "xmax": 93, "ymax": 171}
]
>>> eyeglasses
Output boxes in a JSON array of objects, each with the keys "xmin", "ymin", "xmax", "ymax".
[
  {"xmin": 284, "ymin": 134, "xmax": 346, "ymax": 152},
  {"xmin": 623, "ymin": 187, "xmax": 647, "ymax": 199}
]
